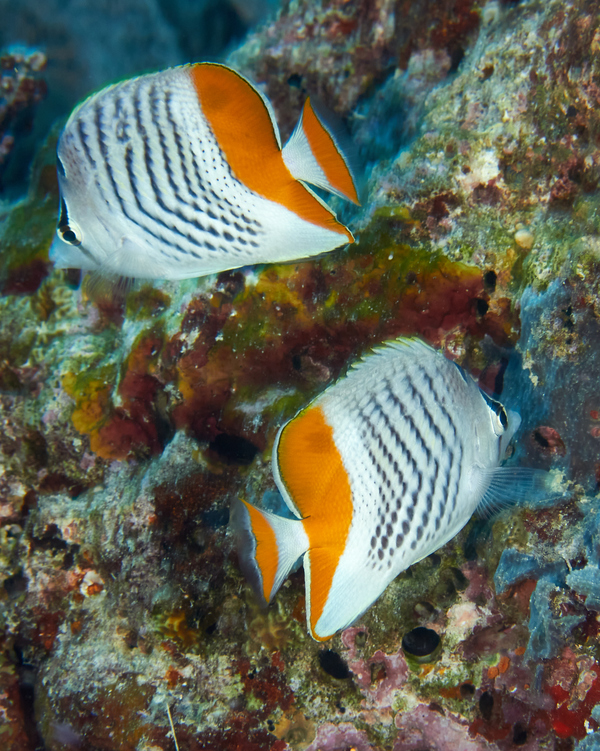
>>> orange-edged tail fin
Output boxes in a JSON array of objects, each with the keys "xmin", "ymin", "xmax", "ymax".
[
  {"xmin": 282, "ymin": 97, "xmax": 360, "ymax": 205},
  {"xmin": 230, "ymin": 499, "xmax": 309, "ymax": 605}
]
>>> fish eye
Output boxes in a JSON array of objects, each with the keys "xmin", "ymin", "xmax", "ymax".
[{"xmin": 59, "ymin": 222, "xmax": 83, "ymax": 246}]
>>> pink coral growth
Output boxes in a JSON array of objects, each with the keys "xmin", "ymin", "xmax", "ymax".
[
  {"xmin": 394, "ymin": 705, "xmax": 490, "ymax": 751},
  {"xmin": 305, "ymin": 722, "xmax": 375, "ymax": 751},
  {"xmin": 351, "ymin": 648, "xmax": 409, "ymax": 707},
  {"xmin": 342, "ymin": 626, "xmax": 409, "ymax": 708}
]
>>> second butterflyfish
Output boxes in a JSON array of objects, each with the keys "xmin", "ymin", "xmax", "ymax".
[
  {"xmin": 51, "ymin": 63, "xmax": 359, "ymax": 280},
  {"xmin": 232, "ymin": 337, "xmax": 546, "ymax": 641}
]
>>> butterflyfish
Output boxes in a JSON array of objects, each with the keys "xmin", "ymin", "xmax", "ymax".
[
  {"xmin": 232, "ymin": 337, "xmax": 545, "ymax": 641},
  {"xmin": 51, "ymin": 63, "xmax": 359, "ymax": 280}
]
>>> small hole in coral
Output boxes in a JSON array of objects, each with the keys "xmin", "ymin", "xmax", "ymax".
[
  {"xmin": 370, "ymin": 661, "xmax": 386, "ymax": 684},
  {"xmin": 414, "ymin": 601, "xmax": 436, "ymax": 619},
  {"xmin": 4, "ymin": 572, "xmax": 28, "ymax": 597},
  {"xmin": 318, "ymin": 649, "xmax": 350, "ymax": 680},
  {"xmin": 480, "ymin": 64, "xmax": 494, "ymax": 80},
  {"xmin": 401, "ymin": 626, "xmax": 440, "ymax": 658},
  {"xmin": 449, "ymin": 566, "xmax": 469, "ymax": 591},
  {"xmin": 483, "ymin": 270, "xmax": 497, "ymax": 292},
  {"xmin": 62, "ymin": 546, "xmax": 79, "ymax": 570},
  {"xmin": 475, "ymin": 298, "xmax": 489, "ymax": 316},
  {"xmin": 479, "ymin": 691, "xmax": 494, "ymax": 720},
  {"xmin": 448, "ymin": 46, "xmax": 465, "ymax": 74},
  {"xmin": 513, "ymin": 722, "xmax": 528, "ymax": 745},
  {"xmin": 208, "ymin": 434, "xmax": 259, "ymax": 465},
  {"xmin": 460, "ymin": 682, "xmax": 475, "ymax": 698}
]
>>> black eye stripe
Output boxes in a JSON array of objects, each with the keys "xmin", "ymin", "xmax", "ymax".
[
  {"xmin": 490, "ymin": 400, "xmax": 508, "ymax": 428},
  {"xmin": 57, "ymin": 199, "xmax": 83, "ymax": 246},
  {"xmin": 481, "ymin": 391, "xmax": 508, "ymax": 431},
  {"xmin": 58, "ymin": 198, "xmax": 69, "ymax": 229}
]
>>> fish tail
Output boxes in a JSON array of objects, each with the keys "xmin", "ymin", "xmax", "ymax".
[
  {"xmin": 230, "ymin": 498, "xmax": 309, "ymax": 605},
  {"xmin": 282, "ymin": 97, "xmax": 360, "ymax": 205}
]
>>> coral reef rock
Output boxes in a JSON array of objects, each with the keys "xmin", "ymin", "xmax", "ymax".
[{"xmin": 2, "ymin": 0, "xmax": 600, "ymax": 748}]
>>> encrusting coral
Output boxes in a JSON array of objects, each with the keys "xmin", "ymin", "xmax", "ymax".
[{"xmin": 2, "ymin": 0, "xmax": 600, "ymax": 748}]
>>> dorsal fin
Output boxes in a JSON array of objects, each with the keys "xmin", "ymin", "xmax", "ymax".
[{"xmin": 282, "ymin": 97, "xmax": 360, "ymax": 205}]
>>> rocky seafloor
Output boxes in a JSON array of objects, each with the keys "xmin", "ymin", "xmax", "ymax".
[{"xmin": 2, "ymin": 0, "xmax": 600, "ymax": 749}]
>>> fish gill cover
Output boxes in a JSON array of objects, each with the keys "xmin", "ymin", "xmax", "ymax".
[{"xmin": 0, "ymin": 0, "xmax": 600, "ymax": 749}]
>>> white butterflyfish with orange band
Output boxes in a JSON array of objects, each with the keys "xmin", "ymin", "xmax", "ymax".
[
  {"xmin": 51, "ymin": 63, "xmax": 359, "ymax": 280},
  {"xmin": 232, "ymin": 337, "xmax": 547, "ymax": 641}
]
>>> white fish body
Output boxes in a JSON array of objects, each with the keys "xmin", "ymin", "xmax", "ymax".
[
  {"xmin": 233, "ymin": 337, "xmax": 541, "ymax": 641},
  {"xmin": 51, "ymin": 63, "xmax": 359, "ymax": 280}
]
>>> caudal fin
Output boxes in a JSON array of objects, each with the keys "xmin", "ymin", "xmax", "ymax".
[
  {"xmin": 282, "ymin": 97, "xmax": 360, "ymax": 205},
  {"xmin": 230, "ymin": 499, "xmax": 309, "ymax": 605}
]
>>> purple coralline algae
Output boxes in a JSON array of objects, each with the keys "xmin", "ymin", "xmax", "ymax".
[{"xmin": 3, "ymin": 0, "xmax": 600, "ymax": 749}]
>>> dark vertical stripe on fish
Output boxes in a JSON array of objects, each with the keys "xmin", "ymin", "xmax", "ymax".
[
  {"xmin": 133, "ymin": 82, "xmax": 167, "ymax": 214},
  {"xmin": 416, "ymin": 364, "xmax": 458, "ymax": 441},
  {"xmin": 130, "ymin": 81, "xmax": 231, "ymax": 253},
  {"xmin": 164, "ymin": 89, "xmax": 202, "ymax": 199},
  {"xmin": 76, "ymin": 118, "xmax": 97, "ymax": 169},
  {"xmin": 369, "ymin": 402, "xmax": 420, "ymax": 485},
  {"xmin": 362, "ymin": 409, "xmax": 418, "ymax": 506},
  {"xmin": 94, "ymin": 100, "xmax": 129, "ymax": 219},
  {"xmin": 450, "ymin": 441, "xmax": 463, "ymax": 514},
  {"xmin": 383, "ymin": 377, "xmax": 434, "ymax": 464},
  {"xmin": 148, "ymin": 83, "xmax": 184, "ymax": 204},
  {"xmin": 122, "ymin": 144, "xmax": 188, "ymax": 259}
]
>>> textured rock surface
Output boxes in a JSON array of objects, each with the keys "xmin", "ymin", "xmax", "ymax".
[
  {"xmin": 2, "ymin": 0, "xmax": 600, "ymax": 749},
  {"xmin": 0, "ymin": 47, "xmax": 47, "ymax": 195}
]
